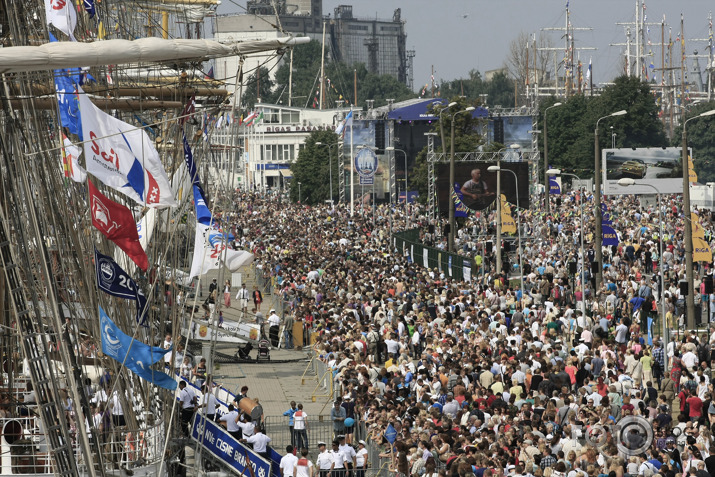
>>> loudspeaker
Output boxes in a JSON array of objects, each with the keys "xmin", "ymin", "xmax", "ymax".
[
  {"xmin": 486, "ymin": 241, "xmax": 493, "ymax": 253},
  {"xmin": 679, "ymin": 280, "xmax": 689, "ymax": 296},
  {"xmin": 706, "ymin": 276, "xmax": 714, "ymax": 294},
  {"xmin": 591, "ymin": 261, "xmax": 599, "ymax": 274},
  {"xmin": 569, "ymin": 262, "xmax": 578, "ymax": 274},
  {"xmin": 493, "ymin": 117, "xmax": 504, "ymax": 145},
  {"xmin": 443, "ymin": 224, "xmax": 451, "ymax": 236},
  {"xmin": 375, "ymin": 120, "xmax": 385, "ymax": 154},
  {"xmin": 503, "ymin": 242, "xmax": 511, "ymax": 252},
  {"xmin": 428, "ymin": 224, "xmax": 435, "ymax": 234}
]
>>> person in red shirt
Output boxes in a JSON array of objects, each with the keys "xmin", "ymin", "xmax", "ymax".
[
  {"xmin": 621, "ymin": 395, "xmax": 636, "ymax": 416},
  {"xmin": 686, "ymin": 394, "xmax": 703, "ymax": 421},
  {"xmin": 678, "ymin": 388, "xmax": 689, "ymax": 414}
]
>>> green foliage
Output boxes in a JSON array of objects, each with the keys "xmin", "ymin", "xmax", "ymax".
[
  {"xmin": 671, "ymin": 101, "xmax": 715, "ymax": 184},
  {"xmin": 242, "ymin": 40, "xmax": 415, "ymax": 109},
  {"xmin": 537, "ymin": 75, "xmax": 667, "ymax": 179},
  {"xmin": 436, "ymin": 70, "xmax": 515, "ymax": 108},
  {"xmin": 289, "ymin": 130, "xmax": 341, "ymax": 204},
  {"xmin": 241, "ymin": 66, "xmax": 276, "ymax": 110}
]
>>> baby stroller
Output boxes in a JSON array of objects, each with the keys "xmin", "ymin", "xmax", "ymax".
[{"xmin": 256, "ymin": 339, "xmax": 271, "ymax": 361}]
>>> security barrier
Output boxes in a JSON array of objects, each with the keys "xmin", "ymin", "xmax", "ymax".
[{"xmin": 392, "ymin": 229, "xmax": 474, "ymax": 282}]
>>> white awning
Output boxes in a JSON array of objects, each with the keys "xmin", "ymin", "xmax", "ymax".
[{"xmin": 0, "ymin": 37, "xmax": 310, "ymax": 74}]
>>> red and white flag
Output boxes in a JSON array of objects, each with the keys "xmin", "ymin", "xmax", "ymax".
[
  {"xmin": 60, "ymin": 134, "xmax": 86, "ymax": 182},
  {"xmin": 45, "ymin": 0, "xmax": 77, "ymax": 41},
  {"xmin": 88, "ymin": 180, "xmax": 148, "ymax": 271}
]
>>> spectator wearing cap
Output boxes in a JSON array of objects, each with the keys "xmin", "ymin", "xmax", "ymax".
[
  {"xmin": 337, "ymin": 435, "xmax": 356, "ymax": 477},
  {"xmin": 355, "ymin": 441, "xmax": 368, "ymax": 477}
]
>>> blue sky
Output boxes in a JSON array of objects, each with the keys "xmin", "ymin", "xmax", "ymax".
[{"xmin": 216, "ymin": 1, "xmax": 715, "ymax": 89}]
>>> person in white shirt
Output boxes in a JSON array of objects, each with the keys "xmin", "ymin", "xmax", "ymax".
[
  {"xmin": 293, "ymin": 448, "xmax": 314, "ymax": 477},
  {"xmin": 355, "ymin": 440, "xmax": 368, "ymax": 477},
  {"xmin": 199, "ymin": 384, "xmax": 219, "ymax": 421},
  {"xmin": 245, "ymin": 428, "xmax": 272, "ymax": 458},
  {"xmin": 280, "ymin": 446, "xmax": 299, "ymax": 477},
  {"xmin": 178, "ymin": 381, "xmax": 196, "ymax": 436},
  {"xmin": 237, "ymin": 417, "xmax": 255, "ymax": 439},
  {"xmin": 330, "ymin": 441, "xmax": 346, "ymax": 477},
  {"xmin": 315, "ymin": 442, "xmax": 334, "ymax": 477},
  {"xmin": 236, "ymin": 284, "xmax": 250, "ymax": 318},
  {"xmin": 338, "ymin": 435, "xmax": 356, "ymax": 475},
  {"xmin": 219, "ymin": 405, "xmax": 242, "ymax": 441},
  {"xmin": 109, "ymin": 390, "xmax": 126, "ymax": 427},
  {"xmin": 268, "ymin": 309, "xmax": 281, "ymax": 347},
  {"xmin": 293, "ymin": 403, "xmax": 309, "ymax": 451}
]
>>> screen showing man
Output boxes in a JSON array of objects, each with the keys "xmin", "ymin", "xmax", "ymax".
[{"xmin": 460, "ymin": 168, "xmax": 496, "ymax": 210}]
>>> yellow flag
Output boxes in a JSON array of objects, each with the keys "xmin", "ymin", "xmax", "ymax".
[
  {"xmin": 692, "ymin": 213, "xmax": 706, "ymax": 238},
  {"xmin": 688, "ymin": 156, "xmax": 698, "ymax": 183},
  {"xmin": 693, "ymin": 236, "xmax": 712, "ymax": 262},
  {"xmin": 500, "ymin": 194, "xmax": 517, "ymax": 234}
]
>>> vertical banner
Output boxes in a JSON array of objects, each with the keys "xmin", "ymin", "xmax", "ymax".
[
  {"xmin": 500, "ymin": 194, "xmax": 517, "ymax": 234},
  {"xmin": 448, "ymin": 255, "xmax": 453, "ymax": 277},
  {"xmin": 549, "ymin": 176, "xmax": 562, "ymax": 195},
  {"xmin": 423, "ymin": 249, "xmax": 429, "ymax": 268},
  {"xmin": 647, "ymin": 316, "xmax": 653, "ymax": 346},
  {"xmin": 463, "ymin": 259, "xmax": 472, "ymax": 282},
  {"xmin": 601, "ymin": 203, "xmax": 620, "ymax": 247},
  {"xmin": 438, "ymin": 253, "xmax": 442, "ymax": 273},
  {"xmin": 410, "ymin": 245, "xmax": 414, "ymax": 263}
]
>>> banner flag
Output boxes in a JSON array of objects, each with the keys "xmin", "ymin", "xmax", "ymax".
[
  {"xmin": 500, "ymin": 194, "xmax": 517, "ymax": 234},
  {"xmin": 80, "ymin": 88, "xmax": 177, "ymax": 208},
  {"xmin": 335, "ymin": 110, "xmax": 353, "ymax": 136},
  {"xmin": 549, "ymin": 177, "xmax": 562, "ymax": 195},
  {"xmin": 54, "ymin": 69, "xmax": 82, "ymax": 137},
  {"xmin": 602, "ymin": 225, "xmax": 620, "ymax": 246},
  {"xmin": 88, "ymin": 180, "xmax": 149, "ymax": 271},
  {"xmin": 99, "ymin": 307, "xmax": 176, "ymax": 390},
  {"xmin": 451, "ymin": 184, "xmax": 477, "ymax": 218},
  {"xmin": 182, "ymin": 132, "xmax": 212, "ymax": 226},
  {"xmin": 188, "ymin": 223, "xmax": 253, "ymax": 280},
  {"xmin": 45, "ymin": 0, "xmax": 77, "ymax": 40},
  {"xmin": 463, "ymin": 259, "xmax": 472, "ymax": 282},
  {"xmin": 95, "ymin": 249, "xmax": 149, "ymax": 326},
  {"xmin": 61, "ymin": 135, "xmax": 87, "ymax": 182}
]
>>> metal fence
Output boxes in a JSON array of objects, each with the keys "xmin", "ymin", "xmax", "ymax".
[{"xmin": 393, "ymin": 229, "xmax": 474, "ymax": 282}]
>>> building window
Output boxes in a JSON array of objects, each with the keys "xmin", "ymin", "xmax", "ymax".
[
  {"xmin": 264, "ymin": 110, "xmax": 279, "ymax": 124},
  {"xmin": 281, "ymin": 110, "xmax": 299, "ymax": 124},
  {"xmin": 348, "ymin": 24, "xmax": 368, "ymax": 31}
]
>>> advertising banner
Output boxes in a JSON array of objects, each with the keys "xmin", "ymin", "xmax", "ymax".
[
  {"xmin": 603, "ymin": 147, "xmax": 686, "ymax": 195},
  {"xmin": 435, "ymin": 162, "xmax": 529, "ymax": 212},
  {"xmin": 191, "ymin": 415, "xmax": 272, "ymax": 477}
]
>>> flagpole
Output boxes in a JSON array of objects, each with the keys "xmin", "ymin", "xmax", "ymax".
[{"xmin": 350, "ymin": 106, "xmax": 354, "ymax": 216}]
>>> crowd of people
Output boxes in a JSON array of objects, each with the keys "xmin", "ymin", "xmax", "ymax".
[{"xmin": 222, "ymin": 188, "xmax": 715, "ymax": 477}]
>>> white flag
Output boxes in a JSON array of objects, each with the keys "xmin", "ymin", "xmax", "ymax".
[
  {"xmin": 45, "ymin": 0, "xmax": 77, "ymax": 41},
  {"xmin": 79, "ymin": 88, "xmax": 177, "ymax": 208},
  {"xmin": 61, "ymin": 136, "xmax": 86, "ymax": 183},
  {"xmin": 137, "ymin": 208, "xmax": 156, "ymax": 251},
  {"xmin": 189, "ymin": 223, "xmax": 253, "ymax": 280}
]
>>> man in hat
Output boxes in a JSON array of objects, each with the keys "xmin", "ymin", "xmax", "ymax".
[
  {"xmin": 315, "ymin": 442, "xmax": 334, "ymax": 477},
  {"xmin": 338, "ymin": 435, "xmax": 356, "ymax": 477}
]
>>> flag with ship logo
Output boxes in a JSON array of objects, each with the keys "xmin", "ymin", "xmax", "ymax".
[
  {"xmin": 88, "ymin": 180, "xmax": 149, "ymax": 271},
  {"xmin": 79, "ymin": 88, "xmax": 177, "ymax": 208},
  {"xmin": 499, "ymin": 194, "xmax": 517, "ymax": 234},
  {"xmin": 99, "ymin": 307, "xmax": 176, "ymax": 390},
  {"xmin": 95, "ymin": 249, "xmax": 149, "ymax": 326}
]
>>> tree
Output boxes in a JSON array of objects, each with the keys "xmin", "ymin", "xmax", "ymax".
[
  {"xmin": 672, "ymin": 101, "xmax": 715, "ymax": 184},
  {"xmin": 289, "ymin": 130, "xmax": 341, "ymax": 204},
  {"xmin": 240, "ymin": 66, "xmax": 276, "ymax": 109},
  {"xmin": 538, "ymin": 75, "xmax": 667, "ymax": 179},
  {"xmin": 505, "ymin": 32, "xmax": 553, "ymax": 106},
  {"xmin": 435, "ymin": 70, "xmax": 515, "ymax": 108}
]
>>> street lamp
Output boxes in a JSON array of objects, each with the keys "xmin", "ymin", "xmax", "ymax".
[
  {"xmin": 548, "ymin": 168, "xmax": 587, "ymax": 318},
  {"xmin": 386, "ymin": 146, "xmax": 409, "ymax": 228},
  {"xmin": 448, "ymin": 106, "xmax": 476, "ymax": 252},
  {"xmin": 315, "ymin": 141, "xmax": 341, "ymax": 204},
  {"xmin": 594, "ymin": 109, "xmax": 627, "ymax": 292},
  {"xmin": 618, "ymin": 177, "xmax": 667, "ymax": 370},
  {"xmin": 682, "ymin": 108, "xmax": 715, "ymax": 328},
  {"xmin": 494, "ymin": 144, "xmax": 521, "ymax": 275},
  {"xmin": 297, "ymin": 181, "xmax": 302, "ymax": 203},
  {"xmin": 543, "ymin": 102, "xmax": 562, "ymax": 215},
  {"xmin": 488, "ymin": 165, "xmax": 523, "ymax": 303}
]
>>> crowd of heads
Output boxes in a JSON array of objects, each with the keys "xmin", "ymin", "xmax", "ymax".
[{"xmin": 223, "ymin": 189, "xmax": 715, "ymax": 477}]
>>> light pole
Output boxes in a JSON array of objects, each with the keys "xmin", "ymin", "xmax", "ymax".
[
  {"xmin": 618, "ymin": 177, "xmax": 667, "ymax": 370},
  {"xmin": 488, "ymin": 165, "xmax": 523, "ymax": 302},
  {"xmin": 543, "ymin": 102, "xmax": 562, "ymax": 215},
  {"xmin": 682, "ymin": 109, "xmax": 715, "ymax": 328},
  {"xmin": 315, "ymin": 141, "xmax": 341, "ymax": 205},
  {"xmin": 437, "ymin": 102, "xmax": 457, "ymax": 249},
  {"xmin": 594, "ymin": 109, "xmax": 627, "ymax": 292},
  {"xmin": 297, "ymin": 181, "xmax": 302, "ymax": 203},
  {"xmin": 448, "ymin": 106, "xmax": 476, "ymax": 252},
  {"xmin": 495, "ymin": 144, "xmax": 520, "ymax": 275},
  {"xmin": 549, "ymin": 169, "xmax": 587, "ymax": 318}
]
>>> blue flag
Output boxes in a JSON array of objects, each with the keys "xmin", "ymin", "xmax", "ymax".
[
  {"xmin": 95, "ymin": 249, "xmax": 149, "ymax": 326},
  {"xmin": 182, "ymin": 131, "xmax": 212, "ymax": 226},
  {"xmin": 83, "ymin": 0, "xmax": 96, "ymax": 18},
  {"xmin": 50, "ymin": 34, "xmax": 82, "ymax": 138},
  {"xmin": 99, "ymin": 307, "xmax": 177, "ymax": 391},
  {"xmin": 384, "ymin": 423, "xmax": 397, "ymax": 444}
]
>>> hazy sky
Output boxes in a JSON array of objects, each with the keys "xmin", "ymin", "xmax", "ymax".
[{"xmin": 216, "ymin": 0, "xmax": 715, "ymax": 89}]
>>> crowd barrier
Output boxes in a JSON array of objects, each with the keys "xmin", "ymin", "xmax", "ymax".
[{"xmin": 392, "ymin": 229, "xmax": 474, "ymax": 282}]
